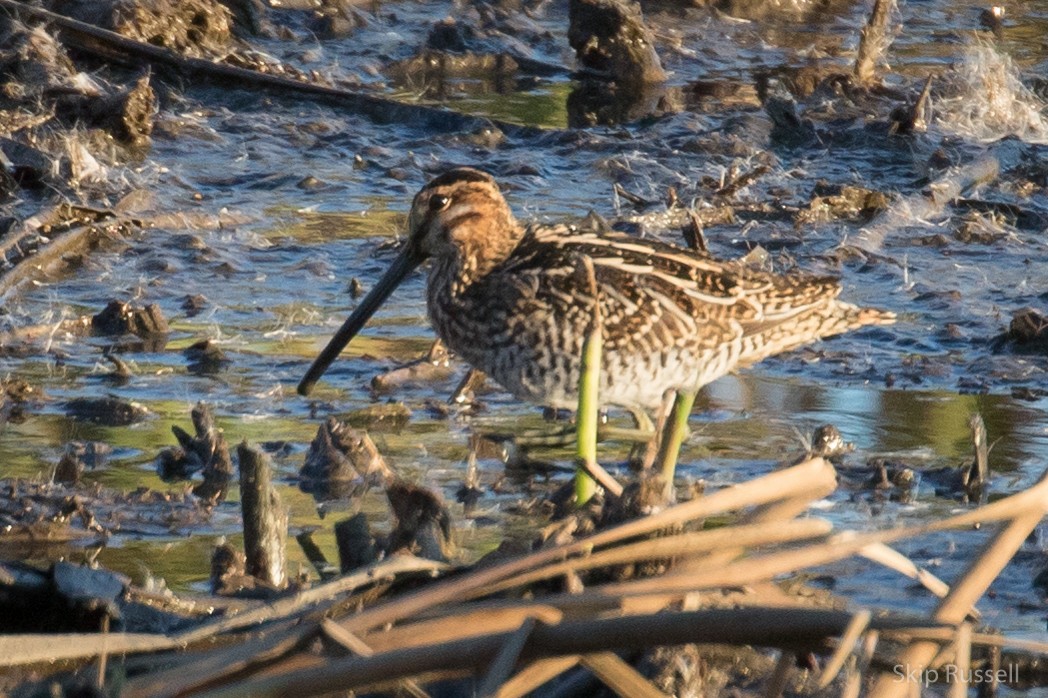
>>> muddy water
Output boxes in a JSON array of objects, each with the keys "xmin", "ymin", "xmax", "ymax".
[{"xmin": 2, "ymin": 0, "xmax": 1048, "ymax": 654}]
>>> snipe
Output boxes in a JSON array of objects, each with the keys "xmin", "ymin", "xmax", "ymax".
[
  {"xmin": 299, "ymin": 168, "xmax": 894, "ymax": 487},
  {"xmin": 300, "ymin": 167, "xmax": 892, "ymax": 402}
]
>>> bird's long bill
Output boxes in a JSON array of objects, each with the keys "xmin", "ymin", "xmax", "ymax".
[{"xmin": 298, "ymin": 248, "xmax": 423, "ymax": 395}]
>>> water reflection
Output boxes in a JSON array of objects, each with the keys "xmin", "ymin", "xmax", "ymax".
[{"xmin": 704, "ymin": 373, "xmax": 1048, "ymax": 473}]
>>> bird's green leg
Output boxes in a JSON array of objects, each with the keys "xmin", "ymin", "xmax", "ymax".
[
  {"xmin": 574, "ymin": 289, "xmax": 602, "ymax": 506},
  {"xmin": 653, "ymin": 389, "xmax": 697, "ymax": 501}
]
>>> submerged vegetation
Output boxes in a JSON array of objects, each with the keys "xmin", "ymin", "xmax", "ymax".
[{"xmin": 2, "ymin": 0, "xmax": 1048, "ymax": 695}]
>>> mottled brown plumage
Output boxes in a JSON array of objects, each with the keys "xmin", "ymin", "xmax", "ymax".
[{"xmin": 299, "ymin": 168, "xmax": 894, "ymax": 408}]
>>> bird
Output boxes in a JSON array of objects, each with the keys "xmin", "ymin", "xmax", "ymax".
[
  {"xmin": 298, "ymin": 168, "xmax": 894, "ymax": 485},
  {"xmin": 300, "ymin": 166, "xmax": 893, "ymax": 402}
]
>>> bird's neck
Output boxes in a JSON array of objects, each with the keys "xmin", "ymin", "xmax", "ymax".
[{"xmin": 438, "ymin": 218, "xmax": 526, "ymax": 293}]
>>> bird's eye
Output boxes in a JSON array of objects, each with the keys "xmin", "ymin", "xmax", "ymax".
[{"xmin": 429, "ymin": 194, "xmax": 451, "ymax": 212}]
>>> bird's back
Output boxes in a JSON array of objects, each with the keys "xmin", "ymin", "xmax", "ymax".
[{"xmin": 429, "ymin": 225, "xmax": 893, "ymax": 410}]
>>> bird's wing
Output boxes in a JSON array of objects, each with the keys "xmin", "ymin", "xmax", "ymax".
[{"xmin": 514, "ymin": 227, "xmax": 844, "ymax": 344}]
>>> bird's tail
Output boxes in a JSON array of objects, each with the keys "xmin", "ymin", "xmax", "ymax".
[{"xmin": 736, "ymin": 301, "xmax": 895, "ymax": 368}]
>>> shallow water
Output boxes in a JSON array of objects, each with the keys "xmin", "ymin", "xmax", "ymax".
[{"xmin": 3, "ymin": 0, "xmax": 1048, "ymax": 673}]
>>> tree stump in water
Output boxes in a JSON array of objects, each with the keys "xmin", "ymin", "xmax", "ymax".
[{"xmin": 237, "ymin": 442, "xmax": 287, "ymax": 589}]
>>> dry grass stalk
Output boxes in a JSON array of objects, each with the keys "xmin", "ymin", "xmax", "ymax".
[
  {"xmin": 172, "ymin": 554, "xmax": 446, "ymax": 646},
  {"xmin": 335, "ymin": 457, "xmax": 838, "ymax": 636},
  {"xmin": 950, "ymin": 622, "xmax": 972, "ymax": 698},
  {"xmin": 474, "ymin": 517, "xmax": 832, "ymax": 598},
  {"xmin": 817, "ymin": 609, "xmax": 872, "ymax": 690},
  {"xmin": 868, "ymin": 487, "xmax": 1048, "ymax": 697},
  {"xmin": 580, "ymin": 652, "xmax": 667, "ymax": 698},
  {"xmin": 675, "ymin": 469, "xmax": 838, "ymax": 574},
  {"xmin": 318, "ymin": 620, "xmax": 431, "ymax": 698},
  {"xmin": 606, "ymin": 465, "xmax": 1048, "ymax": 602},
  {"xmin": 363, "ymin": 605, "xmax": 565, "ymax": 654},
  {"xmin": 124, "ymin": 622, "xmax": 313, "ymax": 698},
  {"xmin": 477, "ymin": 619, "xmax": 537, "ymax": 697},
  {"xmin": 882, "ymin": 627, "xmax": 1048, "ymax": 656},
  {"xmin": 859, "ymin": 542, "xmax": 954, "ymax": 605},
  {"xmin": 495, "ymin": 656, "xmax": 581, "ymax": 698},
  {"xmin": 194, "ymin": 608, "xmax": 945, "ymax": 698},
  {"xmin": 0, "ymin": 632, "xmax": 174, "ymax": 668}
]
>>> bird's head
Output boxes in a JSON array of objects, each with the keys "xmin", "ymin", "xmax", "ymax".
[
  {"xmin": 298, "ymin": 167, "xmax": 518, "ymax": 395},
  {"xmin": 404, "ymin": 168, "xmax": 520, "ymax": 274}
]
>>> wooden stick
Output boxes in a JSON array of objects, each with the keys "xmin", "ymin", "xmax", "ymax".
[{"xmin": 237, "ymin": 442, "xmax": 287, "ymax": 588}]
